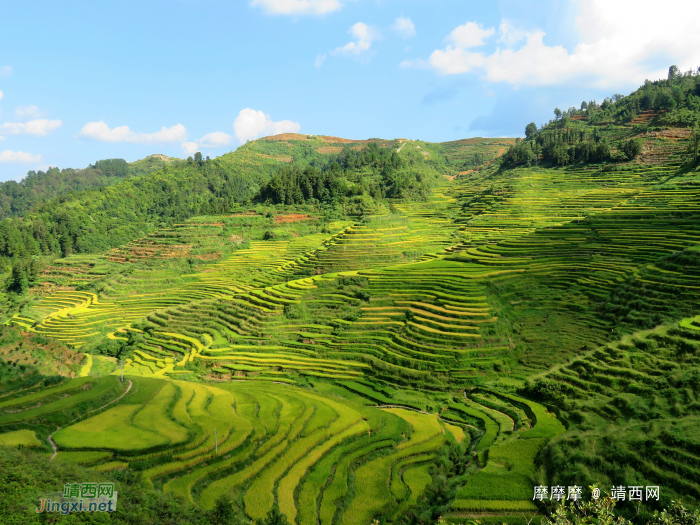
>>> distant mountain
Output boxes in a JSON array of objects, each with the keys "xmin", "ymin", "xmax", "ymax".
[
  {"xmin": 0, "ymin": 154, "xmax": 183, "ymax": 220},
  {"xmin": 0, "ymin": 134, "xmax": 510, "ymax": 262}
]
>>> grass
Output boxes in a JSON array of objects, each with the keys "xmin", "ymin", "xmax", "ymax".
[{"xmin": 0, "ymin": 429, "xmax": 42, "ymax": 447}]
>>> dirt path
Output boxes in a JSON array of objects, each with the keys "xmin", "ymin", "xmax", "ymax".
[{"xmin": 48, "ymin": 379, "xmax": 133, "ymax": 462}]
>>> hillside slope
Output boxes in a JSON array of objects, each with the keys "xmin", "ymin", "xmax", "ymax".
[
  {"xmin": 0, "ymin": 154, "xmax": 182, "ymax": 220},
  {"xmin": 2, "ymin": 71, "xmax": 700, "ymax": 525}
]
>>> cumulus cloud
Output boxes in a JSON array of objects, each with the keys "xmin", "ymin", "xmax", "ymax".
[
  {"xmin": 393, "ymin": 16, "xmax": 416, "ymax": 39},
  {"xmin": 181, "ymin": 142, "xmax": 199, "ymax": 156},
  {"xmin": 334, "ymin": 22, "xmax": 380, "ymax": 57},
  {"xmin": 428, "ymin": 47, "xmax": 486, "ymax": 75},
  {"xmin": 446, "ymin": 22, "xmax": 494, "ymax": 48},
  {"xmin": 233, "ymin": 108, "xmax": 301, "ymax": 144},
  {"xmin": 0, "ymin": 66, "xmax": 11, "ymax": 78},
  {"xmin": 0, "ymin": 150, "xmax": 42, "ymax": 163},
  {"xmin": 0, "ymin": 119, "xmax": 62, "ymax": 137},
  {"xmin": 405, "ymin": 0, "xmax": 700, "ymax": 88},
  {"xmin": 198, "ymin": 131, "xmax": 232, "ymax": 148},
  {"xmin": 78, "ymin": 121, "xmax": 187, "ymax": 144},
  {"xmin": 250, "ymin": 0, "xmax": 344, "ymax": 16},
  {"xmin": 181, "ymin": 131, "xmax": 233, "ymax": 155}
]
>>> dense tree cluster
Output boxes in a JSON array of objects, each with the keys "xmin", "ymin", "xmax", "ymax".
[
  {"xmin": 552, "ymin": 66, "xmax": 700, "ymax": 128},
  {"xmin": 502, "ymin": 65, "xmax": 700, "ymax": 168},
  {"xmin": 0, "ymin": 157, "xmax": 177, "ymax": 220},
  {"xmin": 502, "ymin": 131, "xmax": 641, "ymax": 167},
  {"xmin": 256, "ymin": 143, "xmax": 441, "ymax": 210}
]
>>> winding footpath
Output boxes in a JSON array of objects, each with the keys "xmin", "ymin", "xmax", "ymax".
[{"xmin": 48, "ymin": 379, "xmax": 133, "ymax": 462}]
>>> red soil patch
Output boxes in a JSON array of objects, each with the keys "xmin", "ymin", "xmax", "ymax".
[
  {"xmin": 316, "ymin": 146, "xmax": 364, "ymax": 154},
  {"xmin": 631, "ymin": 110, "xmax": 663, "ymax": 126},
  {"xmin": 634, "ymin": 128, "xmax": 691, "ymax": 140},
  {"xmin": 316, "ymin": 147, "xmax": 344, "ymax": 154},
  {"xmin": 274, "ymin": 214, "xmax": 313, "ymax": 223},
  {"xmin": 190, "ymin": 252, "xmax": 221, "ymax": 261},
  {"xmin": 256, "ymin": 153, "xmax": 293, "ymax": 162},
  {"xmin": 318, "ymin": 136, "xmax": 378, "ymax": 144},
  {"xmin": 260, "ymin": 133, "xmax": 312, "ymax": 141}
]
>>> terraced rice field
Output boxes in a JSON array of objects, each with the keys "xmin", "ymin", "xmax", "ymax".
[
  {"xmin": 0, "ymin": 367, "xmax": 562, "ymax": 523},
  {"xmin": 3, "ymin": 135, "xmax": 700, "ymax": 522}
]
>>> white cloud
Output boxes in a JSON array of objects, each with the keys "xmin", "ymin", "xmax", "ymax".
[
  {"xmin": 198, "ymin": 131, "xmax": 232, "ymax": 148},
  {"xmin": 181, "ymin": 131, "xmax": 233, "ymax": 155},
  {"xmin": 446, "ymin": 22, "xmax": 494, "ymax": 48},
  {"xmin": 181, "ymin": 142, "xmax": 199, "ymax": 156},
  {"xmin": 0, "ymin": 90, "xmax": 3, "ymax": 101},
  {"xmin": 0, "ymin": 150, "xmax": 42, "ymax": 163},
  {"xmin": 314, "ymin": 54, "xmax": 327, "ymax": 68},
  {"xmin": 393, "ymin": 16, "xmax": 416, "ymax": 39},
  {"xmin": 78, "ymin": 121, "xmax": 187, "ymax": 144},
  {"xmin": 250, "ymin": 0, "xmax": 343, "ymax": 15},
  {"xmin": 429, "ymin": 46, "xmax": 486, "ymax": 75},
  {"xmin": 0, "ymin": 66, "xmax": 11, "ymax": 78},
  {"xmin": 0, "ymin": 119, "xmax": 62, "ymax": 137},
  {"xmin": 407, "ymin": 0, "xmax": 700, "ymax": 88},
  {"xmin": 334, "ymin": 22, "xmax": 380, "ymax": 57},
  {"xmin": 15, "ymin": 105, "xmax": 44, "ymax": 119},
  {"xmin": 233, "ymin": 108, "xmax": 301, "ymax": 144}
]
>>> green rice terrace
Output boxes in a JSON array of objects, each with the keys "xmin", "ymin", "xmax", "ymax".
[{"xmin": 2, "ymin": 75, "xmax": 700, "ymax": 524}]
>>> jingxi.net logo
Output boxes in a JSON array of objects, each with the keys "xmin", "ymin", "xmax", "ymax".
[{"xmin": 36, "ymin": 482, "xmax": 118, "ymax": 515}]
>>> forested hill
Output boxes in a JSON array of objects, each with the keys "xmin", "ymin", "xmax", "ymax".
[
  {"xmin": 503, "ymin": 65, "xmax": 700, "ymax": 168},
  {"xmin": 0, "ymin": 134, "xmax": 509, "ymax": 261},
  {"xmin": 0, "ymin": 154, "xmax": 181, "ymax": 220}
]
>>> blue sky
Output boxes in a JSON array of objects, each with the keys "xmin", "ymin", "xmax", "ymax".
[{"xmin": 1, "ymin": 0, "xmax": 698, "ymax": 181}]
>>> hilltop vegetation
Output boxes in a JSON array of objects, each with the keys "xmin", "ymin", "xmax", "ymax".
[
  {"xmin": 1, "ymin": 70, "xmax": 700, "ymax": 524},
  {"xmin": 257, "ymin": 142, "xmax": 445, "ymax": 212},
  {"xmin": 0, "ymin": 154, "xmax": 181, "ymax": 220},
  {"xmin": 504, "ymin": 66, "xmax": 700, "ymax": 168}
]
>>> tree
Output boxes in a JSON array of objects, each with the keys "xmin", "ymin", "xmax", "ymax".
[
  {"xmin": 543, "ymin": 492, "xmax": 632, "ymax": 525},
  {"xmin": 647, "ymin": 500, "xmax": 700, "ymax": 525},
  {"xmin": 619, "ymin": 138, "xmax": 643, "ymax": 161},
  {"xmin": 690, "ymin": 124, "xmax": 700, "ymax": 163},
  {"xmin": 668, "ymin": 64, "xmax": 680, "ymax": 81},
  {"xmin": 581, "ymin": 101, "xmax": 588, "ymax": 110},
  {"xmin": 554, "ymin": 108, "xmax": 563, "ymax": 120},
  {"xmin": 256, "ymin": 509, "xmax": 290, "ymax": 525},
  {"xmin": 525, "ymin": 122, "xmax": 538, "ymax": 139},
  {"xmin": 210, "ymin": 494, "xmax": 235, "ymax": 524},
  {"xmin": 551, "ymin": 144, "xmax": 570, "ymax": 166},
  {"xmin": 8, "ymin": 260, "xmax": 29, "ymax": 294}
]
